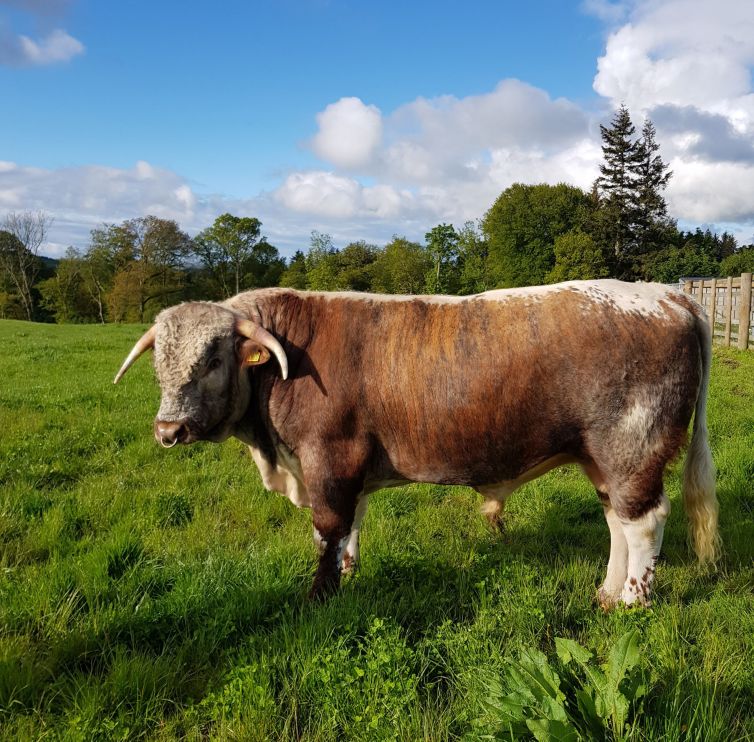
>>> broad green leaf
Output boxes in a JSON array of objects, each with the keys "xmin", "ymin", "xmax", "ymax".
[
  {"xmin": 526, "ymin": 718, "xmax": 581, "ymax": 742},
  {"xmin": 555, "ymin": 637, "xmax": 593, "ymax": 666},
  {"xmin": 575, "ymin": 688, "xmax": 604, "ymax": 738},
  {"xmin": 605, "ymin": 630, "xmax": 641, "ymax": 689}
]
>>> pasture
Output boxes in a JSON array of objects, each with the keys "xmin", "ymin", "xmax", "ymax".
[{"xmin": 0, "ymin": 318, "xmax": 752, "ymax": 741}]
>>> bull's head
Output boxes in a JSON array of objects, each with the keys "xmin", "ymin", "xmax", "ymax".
[{"xmin": 113, "ymin": 303, "xmax": 288, "ymax": 447}]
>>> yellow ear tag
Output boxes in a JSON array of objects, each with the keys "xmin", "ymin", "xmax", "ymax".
[{"xmin": 247, "ymin": 351, "xmax": 262, "ymax": 364}]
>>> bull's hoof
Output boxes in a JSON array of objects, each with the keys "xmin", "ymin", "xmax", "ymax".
[
  {"xmin": 307, "ymin": 575, "xmax": 339, "ymax": 602},
  {"xmin": 596, "ymin": 586, "xmax": 620, "ymax": 612},
  {"xmin": 485, "ymin": 513, "xmax": 507, "ymax": 538},
  {"xmin": 340, "ymin": 551, "xmax": 357, "ymax": 577}
]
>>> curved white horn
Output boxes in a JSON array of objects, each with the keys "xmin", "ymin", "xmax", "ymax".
[
  {"xmin": 113, "ymin": 325, "xmax": 156, "ymax": 384},
  {"xmin": 235, "ymin": 319, "xmax": 288, "ymax": 380}
]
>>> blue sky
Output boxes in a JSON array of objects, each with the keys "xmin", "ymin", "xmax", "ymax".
[{"xmin": 2, "ymin": 0, "xmax": 754, "ymax": 255}]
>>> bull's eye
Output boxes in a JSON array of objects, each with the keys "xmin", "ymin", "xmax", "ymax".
[{"xmin": 208, "ymin": 357, "xmax": 222, "ymax": 371}]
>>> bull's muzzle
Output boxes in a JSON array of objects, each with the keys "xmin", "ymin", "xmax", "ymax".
[{"xmin": 154, "ymin": 419, "xmax": 190, "ymax": 448}]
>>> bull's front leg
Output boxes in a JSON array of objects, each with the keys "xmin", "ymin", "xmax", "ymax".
[
  {"xmin": 341, "ymin": 496, "xmax": 368, "ymax": 576},
  {"xmin": 309, "ymin": 481, "xmax": 360, "ymax": 600}
]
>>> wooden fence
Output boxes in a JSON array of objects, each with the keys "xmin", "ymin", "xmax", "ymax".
[{"xmin": 681, "ymin": 273, "xmax": 753, "ymax": 350}]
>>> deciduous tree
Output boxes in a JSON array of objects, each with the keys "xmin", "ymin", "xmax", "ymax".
[
  {"xmin": 0, "ymin": 211, "xmax": 53, "ymax": 320},
  {"xmin": 371, "ymin": 237, "xmax": 430, "ymax": 294},
  {"xmin": 483, "ymin": 183, "xmax": 590, "ymax": 287}
]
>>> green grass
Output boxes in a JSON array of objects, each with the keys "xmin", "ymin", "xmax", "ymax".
[{"xmin": 0, "ymin": 318, "xmax": 752, "ymax": 741}]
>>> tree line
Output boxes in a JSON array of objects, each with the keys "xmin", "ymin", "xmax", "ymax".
[{"xmin": 2, "ymin": 105, "xmax": 754, "ymax": 323}]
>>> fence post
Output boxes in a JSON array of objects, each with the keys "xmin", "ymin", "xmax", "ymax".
[
  {"xmin": 724, "ymin": 276, "xmax": 733, "ymax": 347},
  {"xmin": 739, "ymin": 273, "xmax": 752, "ymax": 351},
  {"xmin": 709, "ymin": 278, "xmax": 717, "ymax": 334},
  {"xmin": 696, "ymin": 278, "xmax": 704, "ymax": 309}
]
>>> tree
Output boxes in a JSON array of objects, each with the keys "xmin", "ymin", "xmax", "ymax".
[
  {"xmin": 641, "ymin": 243, "xmax": 719, "ymax": 283},
  {"xmin": 96, "ymin": 216, "xmax": 191, "ymax": 322},
  {"xmin": 0, "ymin": 211, "xmax": 53, "ymax": 320},
  {"xmin": 456, "ymin": 221, "xmax": 491, "ymax": 295},
  {"xmin": 80, "ymin": 242, "xmax": 118, "ymax": 324},
  {"xmin": 424, "ymin": 223, "xmax": 459, "ymax": 293},
  {"xmin": 595, "ymin": 105, "xmax": 643, "ymax": 275},
  {"xmin": 545, "ymin": 229, "xmax": 609, "ymax": 283},
  {"xmin": 334, "ymin": 241, "xmax": 378, "ymax": 291},
  {"xmin": 483, "ymin": 183, "xmax": 591, "ymax": 287},
  {"xmin": 279, "ymin": 250, "xmax": 308, "ymax": 289},
  {"xmin": 38, "ymin": 248, "xmax": 90, "ymax": 322},
  {"xmin": 305, "ymin": 232, "xmax": 339, "ymax": 291},
  {"xmin": 720, "ymin": 246, "xmax": 754, "ymax": 276},
  {"xmin": 193, "ymin": 213, "xmax": 280, "ymax": 297},
  {"xmin": 371, "ymin": 237, "xmax": 431, "ymax": 294},
  {"xmin": 633, "ymin": 119, "xmax": 672, "ymax": 255}
]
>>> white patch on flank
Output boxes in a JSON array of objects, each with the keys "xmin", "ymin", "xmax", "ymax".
[
  {"xmin": 619, "ymin": 400, "xmax": 655, "ymax": 438},
  {"xmin": 619, "ymin": 494, "xmax": 670, "ymax": 607},
  {"xmin": 615, "ymin": 395, "xmax": 667, "ymax": 462}
]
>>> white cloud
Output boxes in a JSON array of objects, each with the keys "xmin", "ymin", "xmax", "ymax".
[
  {"xmin": 594, "ymin": 0, "xmax": 754, "ymax": 115},
  {"xmin": 283, "ymin": 81, "xmax": 593, "ymax": 225},
  {"xmin": 0, "ymin": 161, "xmax": 204, "ymax": 255},
  {"xmin": 0, "ymin": 0, "xmax": 83, "ymax": 66},
  {"xmin": 276, "ymin": 171, "xmax": 361, "ymax": 218},
  {"xmin": 310, "ymin": 97, "xmax": 383, "ymax": 169},
  {"xmin": 668, "ymin": 159, "xmax": 754, "ymax": 223},
  {"xmin": 17, "ymin": 27, "xmax": 82, "ymax": 64}
]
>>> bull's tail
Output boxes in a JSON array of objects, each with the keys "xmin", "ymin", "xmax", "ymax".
[{"xmin": 682, "ymin": 310, "xmax": 721, "ymax": 565}]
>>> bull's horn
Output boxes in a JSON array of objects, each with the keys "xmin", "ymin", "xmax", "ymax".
[
  {"xmin": 113, "ymin": 325, "xmax": 156, "ymax": 384},
  {"xmin": 235, "ymin": 319, "xmax": 288, "ymax": 380}
]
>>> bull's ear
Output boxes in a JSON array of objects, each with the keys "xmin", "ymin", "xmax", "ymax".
[
  {"xmin": 237, "ymin": 338, "xmax": 271, "ymax": 368},
  {"xmin": 234, "ymin": 318, "xmax": 288, "ymax": 379}
]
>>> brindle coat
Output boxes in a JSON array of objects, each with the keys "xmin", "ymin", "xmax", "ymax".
[{"xmin": 115, "ymin": 280, "xmax": 720, "ymax": 606}]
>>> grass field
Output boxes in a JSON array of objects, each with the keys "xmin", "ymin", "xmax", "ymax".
[{"xmin": 0, "ymin": 318, "xmax": 753, "ymax": 741}]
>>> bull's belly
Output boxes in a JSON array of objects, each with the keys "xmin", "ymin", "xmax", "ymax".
[{"xmin": 381, "ymin": 437, "xmax": 572, "ymax": 488}]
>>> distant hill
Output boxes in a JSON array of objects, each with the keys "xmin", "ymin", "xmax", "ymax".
[{"xmin": 38, "ymin": 255, "xmax": 59, "ymax": 280}]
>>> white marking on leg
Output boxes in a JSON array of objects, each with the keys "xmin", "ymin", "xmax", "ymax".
[
  {"xmin": 619, "ymin": 494, "xmax": 670, "ymax": 607},
  {"xmin": 599, "ymin": 503, "xmax": 629, "ymax": 608},
  {"xmin": 342, "ymin": 496, "xmax": 368, "ymax": 575},
  {"xmin": 313, "ymin": 527, "xmax": 327, "ymax": 556}
]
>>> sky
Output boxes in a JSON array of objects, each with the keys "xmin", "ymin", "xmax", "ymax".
[{"xmin": 2, "ymin": 0, "xmax": 754, "ymax": 257}]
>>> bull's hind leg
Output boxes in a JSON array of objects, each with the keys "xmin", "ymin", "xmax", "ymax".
[
  {"xmin": 475, "ymin": 484, "xmax": 514, "ymax": 533},
  {"xmin": 586, "ymin": 460, "xmax": 670, "ymax": 608},
  {"xmin": 598, "ymin": 495, "xmax": 630, "ymax": 609},
  {"xmin": 581, "ymin": 465, "xmax": 629, "ymax": 609},
  {"xmin": 618, "ymin": 491, "xmax": 670, "ymax": 607}
]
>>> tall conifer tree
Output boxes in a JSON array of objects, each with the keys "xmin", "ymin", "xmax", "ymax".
[
  {"xmin": 595, "ymin": 105, "xmax": 643, "ymax": 276},
  {"xmin": 634, "ymin": 119, "xmax": 672, "ymax": 251}
]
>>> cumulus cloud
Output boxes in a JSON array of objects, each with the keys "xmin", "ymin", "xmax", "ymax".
[
  {"xmin": 281, "ymin": 81, "xmax": 593, "ymax": 225},
  {"xmin": 594, "ymin": 0, "xmax": 754, "ymax": 116},
  {"xmin": 310, "ymin": 97, "xmax": 383, "ymax": 169},
  {"xmin": 0, "ymin": 160, "xmax": 207, "ymax": 255}
]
